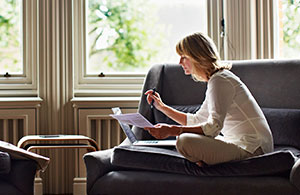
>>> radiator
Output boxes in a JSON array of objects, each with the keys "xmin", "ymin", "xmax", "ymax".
[
  {"xmin": 77, "ymin": 108, "xmax": 137, "ymax": 178},
  {"xmin": 0, "ymin": 109, "xmax": 36, "ymax": 145},
  {"xmin": 78, "ymin": 108, "xmax": 137, "ymax": 149},
  {"xmin": 0, "ymin": 119, "xmax": 25, "ymax": 145},
  {"xmin": 89, "ymin": 118, "xmax": 126, "ymax": 150}
]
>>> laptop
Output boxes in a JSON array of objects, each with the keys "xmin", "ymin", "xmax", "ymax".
[{"xmin": 112, "ymin": 107, "xmax": 176, "ymax": 147}]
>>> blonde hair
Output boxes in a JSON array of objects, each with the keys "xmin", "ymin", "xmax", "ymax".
[{"xmin": 176, "ymin": 32, "xmax": 231, "ymax": 81}]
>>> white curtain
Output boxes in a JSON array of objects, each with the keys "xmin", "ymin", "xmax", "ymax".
[{"xmin": 207, "ymin": 0, "xmax": 277, "ymax": 60}]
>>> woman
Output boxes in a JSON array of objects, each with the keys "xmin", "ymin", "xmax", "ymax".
[{"xmin": 144, "ymin": 32, "xmax": 273, "ymax": 166}]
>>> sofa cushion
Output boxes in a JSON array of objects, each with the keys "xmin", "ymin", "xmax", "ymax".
[
  {"xmin": 111, "ymin": 145, "xmax": 296, "ymax": 177},
  {"xmin": 0, "ymin": 151, "xmax": 10, "ymax": 174},
  {"xmin": 262, "ymin": 108, "xmax": 300, "ymax": 150}
]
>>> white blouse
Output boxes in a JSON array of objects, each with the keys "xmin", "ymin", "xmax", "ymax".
[{"xmin": 186, "ymin": 70, "xmax": 274, "ymax": 154}]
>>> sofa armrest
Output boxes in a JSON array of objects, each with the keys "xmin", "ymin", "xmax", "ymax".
[
  {"xmin": 290, "ymin": 158, "xmax": 300, "ymax": 191},
  {"xmin": 0, "ymin": 159, "xmax": 37, "ymax": 195},
  {"xmin": 83, "ymin": 149, "xmax": 115, "ymax": 194},
  {"xmin": 0, "ymin": 151, "xmax": 10, "ymax": 174}
]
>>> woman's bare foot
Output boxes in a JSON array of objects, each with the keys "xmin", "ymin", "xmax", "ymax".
[{"xmin": 196, "ymin": 161, "xmax": 204, "ymax": 167}]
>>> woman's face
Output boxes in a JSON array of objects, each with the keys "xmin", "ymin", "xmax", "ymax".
[{"xmin": 179, "ymin": 56, "xmax": 193, "ymax": 75}]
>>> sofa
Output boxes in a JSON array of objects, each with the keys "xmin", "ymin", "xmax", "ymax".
[
  {"xmin": 0, "ymin": 141, "xmax": 50, "ymax": 195},
  {"xmin": 84, "ymin": 59, "xmax": 300, "ymax": 195},
  {"xmin": 0, "ymin": 151, "xmax": 37, "ymax": 195}
]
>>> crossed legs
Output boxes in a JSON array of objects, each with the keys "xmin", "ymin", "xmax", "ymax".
[{"xmin": 176, "ymin": 133, "xmax": 262, "ymax": 166}]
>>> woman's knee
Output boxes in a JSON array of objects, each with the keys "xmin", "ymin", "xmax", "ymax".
[
  {"xmin": 176, "ymin": 133, "xmax": 193, "ymax": 150},
  {"xmin": 176, "ymin": 133, "xmax": 206, "ymax": 161},
  {"xmin": 176, "ymin": 133, "xmax": 206, "ymax": 147},
  {"xmin": 176, "ymin": 133, "xmax": 192, "ymax": 158}
]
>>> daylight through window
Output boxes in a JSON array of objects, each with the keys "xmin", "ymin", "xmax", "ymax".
[
  {"xmin": 278, "ymin": 0, "xmax": 300, "ymax": 58},
  {"xmin": 0, "ymin": 0, "xmax": 22, "ymax": 75},
  {"xmin": 86, "ymin": 0, "xmax": 207, "ymax": 74}
]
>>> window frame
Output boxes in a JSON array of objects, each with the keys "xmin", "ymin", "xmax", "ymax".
[
  {"xmin": 0, "ymin": 0, "xmax": 38, "ymax": 96},
  {"xmin": 73, "ymin": 0, "xmax": 146, "ymax": 97}
]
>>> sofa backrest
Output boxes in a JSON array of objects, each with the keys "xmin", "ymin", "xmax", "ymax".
[
  {"xmin": 230, "ymin": 59, "xmax": 300, "ymax": 109},
  {"xmin": 230, "ymin": 60, "xmax": 300, "ymax": 150},
  {"xmin": 135, "ymin": 60, "xmax": 300, "ymax": 149}
]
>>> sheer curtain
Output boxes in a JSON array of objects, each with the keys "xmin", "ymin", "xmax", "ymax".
[{"xmin": 207, "ymin": 0, "xmax": 277, "ymax": 60}]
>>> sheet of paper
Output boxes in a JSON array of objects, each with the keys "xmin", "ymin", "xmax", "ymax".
[{"xmin": 110, "ymin": 113, "xmax": 154, "ymax": 128}]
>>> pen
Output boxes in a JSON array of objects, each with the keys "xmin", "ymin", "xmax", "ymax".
[{"xmin": 150, "ymin": 88, "xmax": 156, "ymax": 109}]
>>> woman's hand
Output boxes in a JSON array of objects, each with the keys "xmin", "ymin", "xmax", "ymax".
[
  {"xmin": 145, "ymin": 124, "xmax": 181, "ymax": 139},
  {"xmin": 145, "ymin": 88, "xmax": 188, "ymax": 126},
  {"xmin": 144, "ymin": 89, "xmax": 164, "ymax": 111}
]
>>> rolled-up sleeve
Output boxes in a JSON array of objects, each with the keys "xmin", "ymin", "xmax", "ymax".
[
  {"xmin": 200, "ymin": 116, "xmax": 222, "ymax": 137},
  {"xmin": 187, "ymin": 112, "xmax": 205, "ymax": 125}
]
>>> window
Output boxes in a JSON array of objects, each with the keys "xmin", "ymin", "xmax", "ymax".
[
  {"xmin": 73, "ymin": 0, "xmax": 207, "ymax": 97},
  {"xmin": 0, "ymin": 0, "xmax": 22, "ymax": 75},
  {"xmin": 0, "ymin": 0, "xmax": 38, "ymax": 96},
  {"xmin": 278, "ymin": 0, "xmax": 300, "ymax": 58}
]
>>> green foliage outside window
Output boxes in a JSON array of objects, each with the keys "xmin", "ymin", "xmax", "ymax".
[
  {"xmin": 282, "ymin": 0, "xmax": 300, "ymax": 58},
  {"xmin": 0, "ymin": 0, "xmax": 21, "ymax": 74},
  {"xmin": 88, "ymin": 0, "xmax": 165, "ymax": 73}
]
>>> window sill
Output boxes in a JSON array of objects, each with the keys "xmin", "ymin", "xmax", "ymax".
[
  {"xmin": 71, "ymin": 97, "xmax": 140, "ymax": 109},
  {"xmin": 73, "ymin": 89, "xmax": 143, "ymax": 98},
  {"xmin": 0, "ymin": 97, "xmax": 43, "ymax": 109},
  {"xmin": 0, "ymin": 89, "xmax": 38, "ymax": 97}
]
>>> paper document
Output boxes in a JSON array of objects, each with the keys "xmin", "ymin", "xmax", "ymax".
[{"xmin": 110, "ymin": 113, "xmax": 154, "ymax": 128}]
